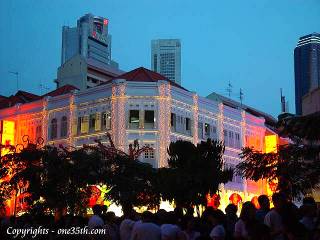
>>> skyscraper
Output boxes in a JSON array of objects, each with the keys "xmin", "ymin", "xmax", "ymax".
[
  {"xmin": 61, "ymin": 13, "xmax": 118, "ymax": 67},
  {"xmin": 151, "ymin": 39, "xmax": 181, "ymax": 85},
  {"xmin": 294, "ymin": 33, "xmax": 320, "ymax": 115}
]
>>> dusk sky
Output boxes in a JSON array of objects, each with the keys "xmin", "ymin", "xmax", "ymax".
[{"xmin": 0, "ymin": 0, "xmax": 319, "ymax": 117}]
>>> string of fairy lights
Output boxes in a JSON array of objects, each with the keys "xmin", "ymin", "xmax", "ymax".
[
  {"xmin": 158, "ymin": 82, "xmax": 171, "ymax": 168},
  {"xmin": 192, "ymin": 94, "xmax": 199, "ymax": 145}
]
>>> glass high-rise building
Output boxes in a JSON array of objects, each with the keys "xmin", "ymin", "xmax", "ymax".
[
  {"xmin": 151, "ymin": 39, "xmax": 181, "ymax": 85},
  {"xmin": 294, "ymin": 33, "xmax": 320, "ymax": 115},
  {"xmin": 61, "ymin": 13, "xmax": 117, "ymax": 67}
]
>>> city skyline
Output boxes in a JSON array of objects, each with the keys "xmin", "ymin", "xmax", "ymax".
[{"xmin": 0, "ymin": 0, "xmax": 319, "ymax": 117}]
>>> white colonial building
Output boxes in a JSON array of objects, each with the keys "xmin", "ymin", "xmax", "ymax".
[{"xmin": 0, "ymin": 67, "xmax": 277, "ymax": 210}]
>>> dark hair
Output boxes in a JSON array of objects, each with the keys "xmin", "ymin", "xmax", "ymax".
[
  {"xmin": 258, "ymin": 195, "xmax": 269, "ymax": 206},
  {"xmin": 211, "ymin": 209, "xmax": 226, "ymax": 224},
  {"xmin": 92, "ymin": 205, "xmax": 102, "ymax": 215},
  {"xmin": 141, "ymin": 211, "xmax": 154, "ymax": 222},
  {"xmin": 272, "ymin": 192, "xmax": 286, "ymax": 203},
  {"xmin": 225, "ymin": 203, "xmax": 238, "ymax": 215},
  {"xmin": 240, "ymin": 201, "xmax": 256, "ymax": 223}
]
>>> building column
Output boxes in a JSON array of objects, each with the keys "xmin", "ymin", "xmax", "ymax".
[
  {"xmin": 111, "ymin": 80, "xmax": 127, "ymax": 151},
  {"xmin": 217, "ymin": 103, "xmax": 226, "ymax": 196},
  {"xmin": 241, "ymin": 110, "xmax": 248, "ymax": 197},
  {"xmin": 218, "ymin": 103, "xmax": 224, "ymax": 142},
  {"xmin": 41, "ymin": 97, "xmax": 49, "ymax": 144},
  {"xmin": 192, "ymin": 94, "xmax": 199, "ymax": 145},
  {"xmin": 157, "ymin": 81, "xmax": 171, "ymax": 168},
  {"xmin": 69, "ymin": 93, "xmax": 76, "ymax": 147}
]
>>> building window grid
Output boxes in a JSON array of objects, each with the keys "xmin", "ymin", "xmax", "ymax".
[
  {"xmin": 50, "ymin": 118, "xmax": 58, "ymax": 140},
  {"xmin": 60, "ymin": 116, "xmax": 68, "ymax": 137},
  {"xmin": 144, "ymin": 144, "xmax": 155, "ymax": 159}
]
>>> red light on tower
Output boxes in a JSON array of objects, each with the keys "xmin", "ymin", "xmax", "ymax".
[{"xmin": 103, "ymin": 19, "xmax": 108, "ymax": 25}]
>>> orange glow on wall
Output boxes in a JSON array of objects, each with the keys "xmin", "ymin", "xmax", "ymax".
[
  {"xmin": 1, "ymin": 120, "xmax": 15, "ymax": 155},
  {"xmin": 246, "ymin": 135, "xmax": 262, "ymax": 151},
  {"xmin": 265, "ymin": 135, "xmax": 278, "ymax": 195},
  {"xmin": 265, "ymin": 135, "xmax": 277, "ymax": 153}
]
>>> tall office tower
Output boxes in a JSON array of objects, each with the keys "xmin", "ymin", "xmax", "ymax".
[
  {"xmin": 61, "ymin": 13, "xmax": 117, "ymax": 66},
  {"xmin": 294, "ymin": 33, "xmax": 320, "ymax": 115},
  {"xmin": 151, "ymin": 39, "xmax": 181, "ymax": 85}
]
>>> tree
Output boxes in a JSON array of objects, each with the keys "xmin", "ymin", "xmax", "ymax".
[
  {"xmin": 94, "ymin": 135, "xmax": 160, "ymax": 215},
  {"xmin": 159, "ymin": 139, "xmax": 233, "ymax": 211},
  {"xmin": 237, "ymin": 112, "xmax": 320, "ymax": 199},
  {"xmin": 0, "ymin": 139, "xmax": 106, "ymax": 216},
  {"xmin": 0, "ymin": 133, "xmax": 159, "ymax": 216}
]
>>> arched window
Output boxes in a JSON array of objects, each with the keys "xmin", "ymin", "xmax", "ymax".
[
  {"xmin": 50, "ymin": 118, "xmax": 58, "ymax": 139},
  {"xmin": 61, "ymin": 116, "xmax": 68, "ymax": 138}
]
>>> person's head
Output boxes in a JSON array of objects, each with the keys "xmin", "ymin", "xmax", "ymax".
[
  {"xmin": 207, "ymin": 209, "xmax": 225, "ymax": 226},
  {"xmin": 141, "ymin": 211, "xmax": 154, "ymax": 223},
  {"xmin": 302, "ymin": 196, "xmax": 317, "ymax": 217},
  {"xmin": 92, "ymin": 205, "xmax": 102, "ymax": 216},
  {"xmin": 101, "ymin": 205, "xmax": 108, "ymax": 214},
  {"xmin": 258, "ymin": 195, "xmax": 270, "ymax": 210},
  {"xmin": 225, "ymin": 204, "xmax": 238, "ymax": 217},
  {"xmin": 105, "ymin": 211, "xmax": 116, "ymax": 223},
  {"xmin": 272, "ymin": 192, "xmax": 286, "ymax": 210},
  {"xmin": 240, "ymin": 201, "xmax": 256, "ymax": 222}
]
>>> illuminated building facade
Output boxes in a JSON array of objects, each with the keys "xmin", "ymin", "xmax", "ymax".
[{"xmin": 0, "ymin": 67, "xmax": 278, "ymax": 213}]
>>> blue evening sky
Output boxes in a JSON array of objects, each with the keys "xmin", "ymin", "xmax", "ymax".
[{"xmin": 0, "ymin": 0, "xmax": 319, "ymax": 117}]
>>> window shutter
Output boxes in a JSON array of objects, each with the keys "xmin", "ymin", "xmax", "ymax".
[
  {"xmin": 72, "ymin": 117, "xmax": 78, "ymax": 136},
  {"xmin": 95, "ymin": 113, "xmax": 101, "ymax": 131},
  {"xmin": 81, "ymin": 115, "xmax": 89, "ymax": 133}
]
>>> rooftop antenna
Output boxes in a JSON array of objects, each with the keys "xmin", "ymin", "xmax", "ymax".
[
  {"xmin": 226, "ymin": 81, "xmax": 233, "ymax": 97},
  {"xmin": 39, "ymin": 83, "xmax": 50, "ymax": 95},
  {"xmin": 280, "ymin": 88, "xmax": 286, "ymax": 113},
  {"xmin": 239, "ymin": 88, "xmax": 244, "ymax": 106},
  {"xmin": 8, "ymin": 71, "xmax": 19, "ymax": 92}
]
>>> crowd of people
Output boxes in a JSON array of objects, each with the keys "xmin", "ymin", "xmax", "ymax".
[{"xmin": 1, "ymin": 192, "xmax": 320, "ymax": 240}]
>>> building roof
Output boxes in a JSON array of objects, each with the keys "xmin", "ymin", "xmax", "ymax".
[
  {"xmin": 0, "ymin": 85, "xmax": 78, "ymax": 110},
  {"xmin": 0, "ymin": 91, "xmax": 41, "ymax": 109},
  {"xmin": 43, "ymin": 84, "xmax": 78, "ymax": 97},
  {"xmin": 101, "ymin": 67, "xmax": 188, "ymax": 91},
  {"xmin": 207, "ymin": 92, "xmax": 277, "ymax": 126}
]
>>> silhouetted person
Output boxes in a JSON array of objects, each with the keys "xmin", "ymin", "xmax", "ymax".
[
  {"xmin": 264, "ymin": 192, "xmax": 286, "ymax": 240},
  {"xmin": 256, "ymin": 195, "xmax": 270, "ymax": 224},
  {"xmin": 225, "ymin": 204, "xmax": 238, "ymax": 240},
  {"xmin": 88, "ymin": 205, "xmax": 104, "ymax": 229}
]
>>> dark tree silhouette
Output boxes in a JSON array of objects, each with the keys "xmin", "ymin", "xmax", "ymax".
[
  {"xmin": 159, "ymin": 139, "xmax": 233, "ymax": 212},
  {"xmin": 94, "ymin": 134, "xmax": 159, "ymax": 214},
  {"xmin": 237, "ymin": 112, "xmax": 320, "ymax": 199}
]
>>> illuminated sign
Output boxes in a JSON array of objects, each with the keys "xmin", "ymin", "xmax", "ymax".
[
  {"xmin": 265, "ymin": 135, "xmax": 277, "ymax": 153},
  {"xmin": 91, "ymin": 31, "xmax": 108, "ymax": 44},
  {"xmin": 1, "ymin": 120, "xmax": 15, "ymax": 155}
]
